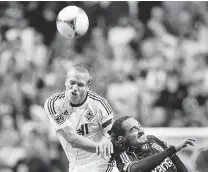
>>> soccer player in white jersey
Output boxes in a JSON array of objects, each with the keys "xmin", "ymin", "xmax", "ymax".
[{"xmin": 44, "ymin": 64, "xmax": 118, "ymax": 172}]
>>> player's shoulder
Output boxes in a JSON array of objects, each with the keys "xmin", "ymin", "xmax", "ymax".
[
  {"xmin": 87, "ymin": 90, "xmax": 109, "ymax": 105},
  {"xmin": 87, "ymin": 90, "xmax": 113, "ymax": 114},
  {"xmin": 114, "ymin": 150, "xmax": 133, "ymax": 172},
  {"xmin": 44, "ymin": 92, "xmax": 65, "ymax": 115},
  {"xmin": 46, "ymin": 92, "xmax": 65, "ymax": 102},
  {"xmin": 88, "ymin": 90, "xmax": 103, "ymax": 100}
]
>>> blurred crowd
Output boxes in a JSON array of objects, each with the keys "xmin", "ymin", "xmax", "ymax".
[{"xmin": 0, "ymin": 1, "xmax": 208, "ymax": 172}]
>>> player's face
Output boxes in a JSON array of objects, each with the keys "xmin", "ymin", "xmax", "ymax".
[
  {"xmin": 122, "ymin": 118, "xmax": 148, "ymax": 147},
  {"xmin": 65, "ymin": 70, "xmax": 90, "ymax": 104}
]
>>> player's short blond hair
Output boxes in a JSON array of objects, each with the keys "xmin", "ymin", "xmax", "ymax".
[{"xmin": 66, "ymin": 64, "xmax": 92, "ymax": 84}]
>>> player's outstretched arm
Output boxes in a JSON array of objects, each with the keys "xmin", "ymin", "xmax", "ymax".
[
  {"xmin": 174, "ymin": 138, "xmax": 196, "ymax": 152},
  {"xmin": 171, "ymin": 138, "xmax": 196, "ymax": 172},
  {"xmin": 57, "ymin": 126, "xmax": 113, "ymax": 158},
  {"xmin": 125, "ymin": 138, "xmax": 196, "ymax": 172},
  {"xmin": 57, "ymin": 126, "xmax": 97, "ymax": 152},
  {"xmin": 128, "ymin": 146, "xmax": 177, "ymax": 172}
]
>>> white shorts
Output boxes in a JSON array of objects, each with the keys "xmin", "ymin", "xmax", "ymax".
[{"xmin": 69, "ymin": 158, "xmax": 119, "ymax": 172}]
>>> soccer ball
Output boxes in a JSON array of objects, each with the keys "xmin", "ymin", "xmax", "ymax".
[{"xmin": 56, "ymin": 6, "xmax": 89, "ymax": 39}]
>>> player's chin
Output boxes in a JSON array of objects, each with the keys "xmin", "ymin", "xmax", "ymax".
[
  {"xmin": 70, "ymin": 93, "xmax": 79, "ymax": 102},
  {"xmin": 137, "ymin": 135, "xmax": 148, "ymax": 144}
]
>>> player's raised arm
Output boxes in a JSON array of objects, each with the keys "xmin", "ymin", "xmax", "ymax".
[
  {"xmin": 116, "ymin": 138, "xmax": 196, "ymax": 172},
  {"xmin": 116, "ymin": 146, "xmax": 176, "ymax": 172}
]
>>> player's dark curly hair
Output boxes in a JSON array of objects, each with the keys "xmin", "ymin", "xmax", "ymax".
[
  {"xmin": 109, "ymin": 116, "xmax": 132, "ymax": 162},
  {"xmin": 110, "ymin": 116, "xmax": 131, "ymax": 141}
]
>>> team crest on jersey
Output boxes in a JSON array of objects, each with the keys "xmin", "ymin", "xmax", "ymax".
[
  {"xmin": 64, "ymin": 110, "xmax": 71, "ymax": 117},
  {"xmin": 84, "ymin": 109, "xmax": 94, "ymax": 122},
  {"xmin": 152, "ymin": 143, "xmax": 164, "ymax": 152},
  {"xmin": 55, "ymin": 114, "xmax": 66, "ymax": 125}
]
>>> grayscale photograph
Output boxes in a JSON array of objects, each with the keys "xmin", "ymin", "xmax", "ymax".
[{"xmin": 0, "ymin": 1, "xmax": 207, "ymax": 172}]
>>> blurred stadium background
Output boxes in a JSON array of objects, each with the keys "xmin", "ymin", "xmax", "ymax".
[{"xmin": 0, "ymin": 1, "xmax": 208, "ymax": 172}]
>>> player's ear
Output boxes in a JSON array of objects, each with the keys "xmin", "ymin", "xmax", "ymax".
[
  {"xmin": 65, "ymin": 76, "xmax": 68, "ymax": 86},
  {"xmin": 87, "ymin": 81, "xmax": 91, "ymax": 89},
  {"xmin": 118, "ymin": 136, "xmax": 124, "ymax": 143}
]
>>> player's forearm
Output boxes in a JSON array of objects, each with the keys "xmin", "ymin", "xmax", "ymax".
[
  {"xmin": 70, "ymin": 134, "xmax": 97, "ymax": 152},
  {"xmin": 57, "ymin": 129, "xmax": 97, "ymax": 153},
  {"xmin": 128, "ymin": 146, "xmax": 176, "ymax": 172}
]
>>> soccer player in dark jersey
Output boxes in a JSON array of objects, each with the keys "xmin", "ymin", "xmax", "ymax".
[{"xmin": 109, "ymin": 116, "xmax": 196, "ymax": 172}]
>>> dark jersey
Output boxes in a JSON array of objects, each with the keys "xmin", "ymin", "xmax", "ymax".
[{"xmin": 114, "ymin": 135, "xmax": 188, "ymax": 172}]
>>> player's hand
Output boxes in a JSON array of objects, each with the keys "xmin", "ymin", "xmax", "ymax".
[
  {"xmin": 96, "ymin": 138, "xmax": 114, "ymax": 159},
  {"xmin": 175, "ymin": 138, "xmax": 196, "ymax": 152}
]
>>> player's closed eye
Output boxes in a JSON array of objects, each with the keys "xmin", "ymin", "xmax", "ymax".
[
  {"xmin": 131, "ymin": 127, "xmax": 139, "ymax": 132},
  {"xmin": 78, "ymin": 83, "xmax": 84, "ymax": 87},
  {"xmin": 70, "ymin": 81, "xmax": 76, "ymax": 85}
]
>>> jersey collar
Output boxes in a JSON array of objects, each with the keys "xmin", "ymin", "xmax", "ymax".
[{"xmin": 70, "ymin": 92, "xmax": 88, "ymax": 107}]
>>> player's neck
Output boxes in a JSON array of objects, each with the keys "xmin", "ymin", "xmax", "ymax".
[{"xmin": 132, "ymin": 143, "xmax": 148, "ymax": 151}]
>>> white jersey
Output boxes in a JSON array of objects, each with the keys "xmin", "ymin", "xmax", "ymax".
[{"xmin": 44, "ymin": 90, "xmax": 114, "ymax": 172}]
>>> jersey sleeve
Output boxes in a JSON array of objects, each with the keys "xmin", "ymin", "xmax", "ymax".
[
  {"xmin": 44, "ymin": 97, "xmax": 72, "ymax": 131},
  {"xmin": 152, "ymin": 137, "xmax": 188, "ymax": 172},
  {"xmin": 98, "ymin": 97, "xmax": 114, "ymax": 134}
]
